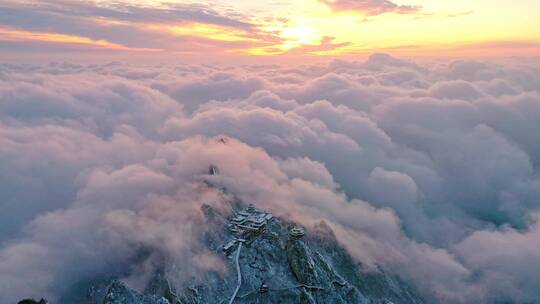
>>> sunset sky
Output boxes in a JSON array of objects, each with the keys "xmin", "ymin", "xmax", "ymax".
[
  {"xmin": 2, "ymin": 1, "xmax": 540, "ymax": 303},
  {"xmin": 1, "ymin": 0, "xmax": 539, "ymax": 61}
]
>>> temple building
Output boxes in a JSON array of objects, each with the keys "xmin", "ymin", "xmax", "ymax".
[{"xmin": 228, "ymin": 204, "xmax": 273, "ymax": 240}]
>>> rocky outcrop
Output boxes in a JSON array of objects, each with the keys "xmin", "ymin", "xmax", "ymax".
[
  {"xmin": 102, "ymin": 281, "xmax": 139, "ymax": 304},
  {"xmin": 17, "ymin": 299, "xmax": 48, "ymax": 304},
  {"xmin": 100, "ymin": 280, "xmax": 170, "ymax": 304},
  {"xmin": 286, "ymin": 237, "xmax": 318, "ymax": 285},
  {"xmin": 144, "ymin": 270, "xmax": 182, "ymax": 304}
]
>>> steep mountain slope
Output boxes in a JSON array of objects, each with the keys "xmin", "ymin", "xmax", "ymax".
[{"xmin": 51, "ymin": 201, "xmax": 424, "ymax": 304}]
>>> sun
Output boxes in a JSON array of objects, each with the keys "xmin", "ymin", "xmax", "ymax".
[
  {"xmin": 280, "ymin": 23, "xmax": 320, "ymax": 49},
  {"xmin": 280, "ymin": 23, "xmax": 319, "ymax": 47},
  {"xmin": 248, "ymin": 18, "xmax": 323, "ymax": 55}
]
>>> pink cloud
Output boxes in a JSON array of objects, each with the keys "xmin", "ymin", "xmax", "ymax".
[{"xmin": 320, "ymin": 0, "xmax": 422, "ymax": 16}]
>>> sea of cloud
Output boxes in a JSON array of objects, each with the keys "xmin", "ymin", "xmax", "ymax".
[{"xmin": 0, "ymin": 54, "xmax": 539, "ymax": 303}]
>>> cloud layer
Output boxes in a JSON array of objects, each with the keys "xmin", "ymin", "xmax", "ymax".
[
  {"xmin": 0, "ymin": 0, "xmax": 261, "ymax": 54},
  {"xmin": 0, "ymin": 55, "xmax": 540, "ymax": 303},
  {"xmin": 319, "ymin": 0, "xmax": 422, "ymax": 15}
]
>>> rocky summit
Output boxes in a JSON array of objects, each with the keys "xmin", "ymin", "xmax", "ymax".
[{"xmin": 25, "ymin": 203, "xmax": 424, "ymax": 304}]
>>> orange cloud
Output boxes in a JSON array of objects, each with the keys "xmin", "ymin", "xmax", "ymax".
[{"xmin": 0, "ymin": 28, "xmax": 158, "ymax": 51}]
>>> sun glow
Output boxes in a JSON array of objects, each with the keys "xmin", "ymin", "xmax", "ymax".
[
  {"xmin": 167, "ymin": 24, "xmax": 257, "ymax": 42},
  {"xmin": 280, "ymin": 23, "xmax": 320, "ymax": 49},
  {"xmin": 1, "ymin": 0, "xmax": 539, "ymax": 58},
  {"xmin": 247, "ymin": 18, "xmax": 324, "ymax": 55}
]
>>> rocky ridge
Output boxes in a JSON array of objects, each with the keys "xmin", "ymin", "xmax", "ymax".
[{"xmin": 42, "ymin": 200, "xmax": 425, "ymax": 304}]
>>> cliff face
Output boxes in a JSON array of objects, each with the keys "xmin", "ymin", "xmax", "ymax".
[{"xmin": 57, "ymin": 203, "xmax": 424, "ymax": 304}]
